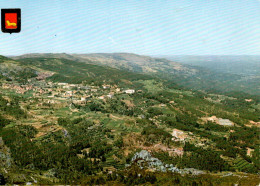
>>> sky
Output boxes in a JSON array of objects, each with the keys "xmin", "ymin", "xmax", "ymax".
[{"xmin": 0, "ymin": 0, "xmax": 259, "ymax": 56}]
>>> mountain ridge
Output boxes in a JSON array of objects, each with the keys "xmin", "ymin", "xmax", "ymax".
[{"xmin": 12, "ymin": 53, "xmax": 260, "ymax": 95}]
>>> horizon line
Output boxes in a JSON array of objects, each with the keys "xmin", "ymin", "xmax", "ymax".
[{"xmin": 5, "ymin": 52, "xmax": 260, "ymax": 57}]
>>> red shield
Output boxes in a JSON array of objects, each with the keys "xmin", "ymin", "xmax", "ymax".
[
  {"xmin": 5, "ymin": 13, "xmax": 18, "ymax": 29},
  {"xmin": 1, "ymin": 9, "xmax": 21, "ymax": 33}
]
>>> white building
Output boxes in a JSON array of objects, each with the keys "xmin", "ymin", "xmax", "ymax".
[
  {"xmin": 58, "ymin": 82, "xmax": 68, "ymax": 86},
  {"xmin": 107, "ymin": 94, "xmax": 113, "ymax": 99},
  {"xmin": 124, "ymin": 89, "xmax": 135, "ymax": 94}
]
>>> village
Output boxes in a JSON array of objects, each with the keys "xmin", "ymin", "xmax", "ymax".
[{"xmin": 1, "ymin": 78, "xmax": 137, "ymax": 107}]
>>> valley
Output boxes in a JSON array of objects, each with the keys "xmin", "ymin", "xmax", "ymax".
[{"xmin": 0, "ymin": 54, "xmax": 259, "ymax": 185}]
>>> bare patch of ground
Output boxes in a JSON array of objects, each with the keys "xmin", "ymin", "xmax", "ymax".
[
  {"xmin": 122, "ymin": 100, "xmax": 135, "ymax": 108},
  {"xmin": 245, "ymin": 120, "xmax": 260, "ymax": 128},
  {"xmin": 122, "ymin": 133, "xmax": 183, "ymax": 157},
  {"xmin": 201, "ymin": 116, "xmax": 234, "ymax": 126},
  {"xmin": 34, "ymin": 124, "xmax": 63, "ymax": 138}
]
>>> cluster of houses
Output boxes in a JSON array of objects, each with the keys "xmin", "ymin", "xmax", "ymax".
[
  {"xmin": 2, "ymin": 83, "xmax": 34, "ymax": 94},
  {"xmin": 1, "ymin": 80, "xmax": 137, "ymax": 106}
]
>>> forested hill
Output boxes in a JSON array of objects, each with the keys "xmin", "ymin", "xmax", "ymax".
[
  {"xmin": 14, "ymin": 53, "xmax": 260, "ymax": 95},
  {"xmin": 0, "ymin": 55, "xmax": 38, "ymax": 83},
  {"xmin": 0, "ymin": 55, "xmax": 161, "ymax": 88},
  {"xmin": 15, "ymin": 57, "xmax": 164, "ymax": 88}
]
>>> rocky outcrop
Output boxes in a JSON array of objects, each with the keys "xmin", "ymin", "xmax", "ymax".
[
  {"xmin": 130, "ymin": 150, "xmax": 179, "ymax": 173},
  {"xmin": 130, "ymin": 150, "xmax": 205, "ymax": 175},
  {"xmin": 132, "ymin": 150, "xmax": 164, "ymax": 172},
  {"xmin": 0, "ymin": 137, "xmax": 12, "ymax": 168}
]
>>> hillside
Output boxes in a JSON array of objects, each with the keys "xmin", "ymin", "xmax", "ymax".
[
  {"xmin": 0, "ymin": 55, "xmax": 259, "ymax": 184},
  {"xmin": 16, "ymin": 57, "xmax": 157, "ymax": 88},
  {"xmin": 0, "ymin": 55, "xmax": 38, "ymax": 83},
  {"xmin": 14, "ymin": 53, "xmax": 260, "ymax": 95}
]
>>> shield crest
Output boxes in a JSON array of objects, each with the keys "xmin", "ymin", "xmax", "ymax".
[{"xmin": 1, "ymin": 9, "xmax": 21, "ymax": 33}]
